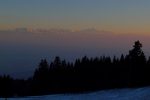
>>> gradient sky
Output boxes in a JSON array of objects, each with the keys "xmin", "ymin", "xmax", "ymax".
[
  {"xmin": 1, "ymin": 0, "xmax": 150, "ymax": 34},
  {"xmin": 1, "ymin": 0, "xmax": 150, "ymax": 78}
]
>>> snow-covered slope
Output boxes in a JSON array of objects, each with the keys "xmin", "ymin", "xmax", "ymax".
[{"xmin": 2, "ymin": 87, "xmax": 150, "ymax": 100}]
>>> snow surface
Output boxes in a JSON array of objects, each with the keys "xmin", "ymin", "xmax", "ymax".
[{"xmin": 1, "ymin": 87, "xmax": 150, "ymax": 100}]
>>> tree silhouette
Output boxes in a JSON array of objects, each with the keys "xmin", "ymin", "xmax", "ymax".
[
  {"xmin": 33, "ymin": 59, "xmax": 49, "ymax": 80},
  {"xmin": 127, "ymin": 40, "xmax": 146, "ymax": 64},
  {"xmin": 1, "ymin": 40, "xmax": 150, "ymax": 97}
]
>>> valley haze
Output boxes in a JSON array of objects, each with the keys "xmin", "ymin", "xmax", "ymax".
[{"xmin": 0, "ymin": 29, "xmax": 150, "ymax": 78}]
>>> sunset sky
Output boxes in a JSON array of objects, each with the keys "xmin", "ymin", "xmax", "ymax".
[
  {"xmin": 1, "ymin": 0, "xmax": 150, "ymax": 78},
  {"xmin": 1, "ymin": 0, "xmax": 150, "ymax": 34}
]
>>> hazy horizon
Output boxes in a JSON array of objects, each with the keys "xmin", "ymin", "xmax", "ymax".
[
  {"xmin": 1, "ymin": 0, "xmax": 150, "ymax": 78},
  {"xmin": 1, "ymin": 29, "xmax": 150, "ymax": 78}
]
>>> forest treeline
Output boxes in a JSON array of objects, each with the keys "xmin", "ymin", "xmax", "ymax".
[{"xmin": 1, "ymin": 40, "xmax": 150, "ymax": 97}]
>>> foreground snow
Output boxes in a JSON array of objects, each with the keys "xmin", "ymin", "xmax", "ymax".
[{"xmin": 1, "ymin": 87, "xmax": 150, "ymax": 100}]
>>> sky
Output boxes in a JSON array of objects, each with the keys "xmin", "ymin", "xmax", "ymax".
[
  {"xmin": 1, "ymin": 0, "xmax": 150, "ymax": 34},
  {"xmin": 1, "ymin": 0, "xmax": 150, "ymax": 78}
]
